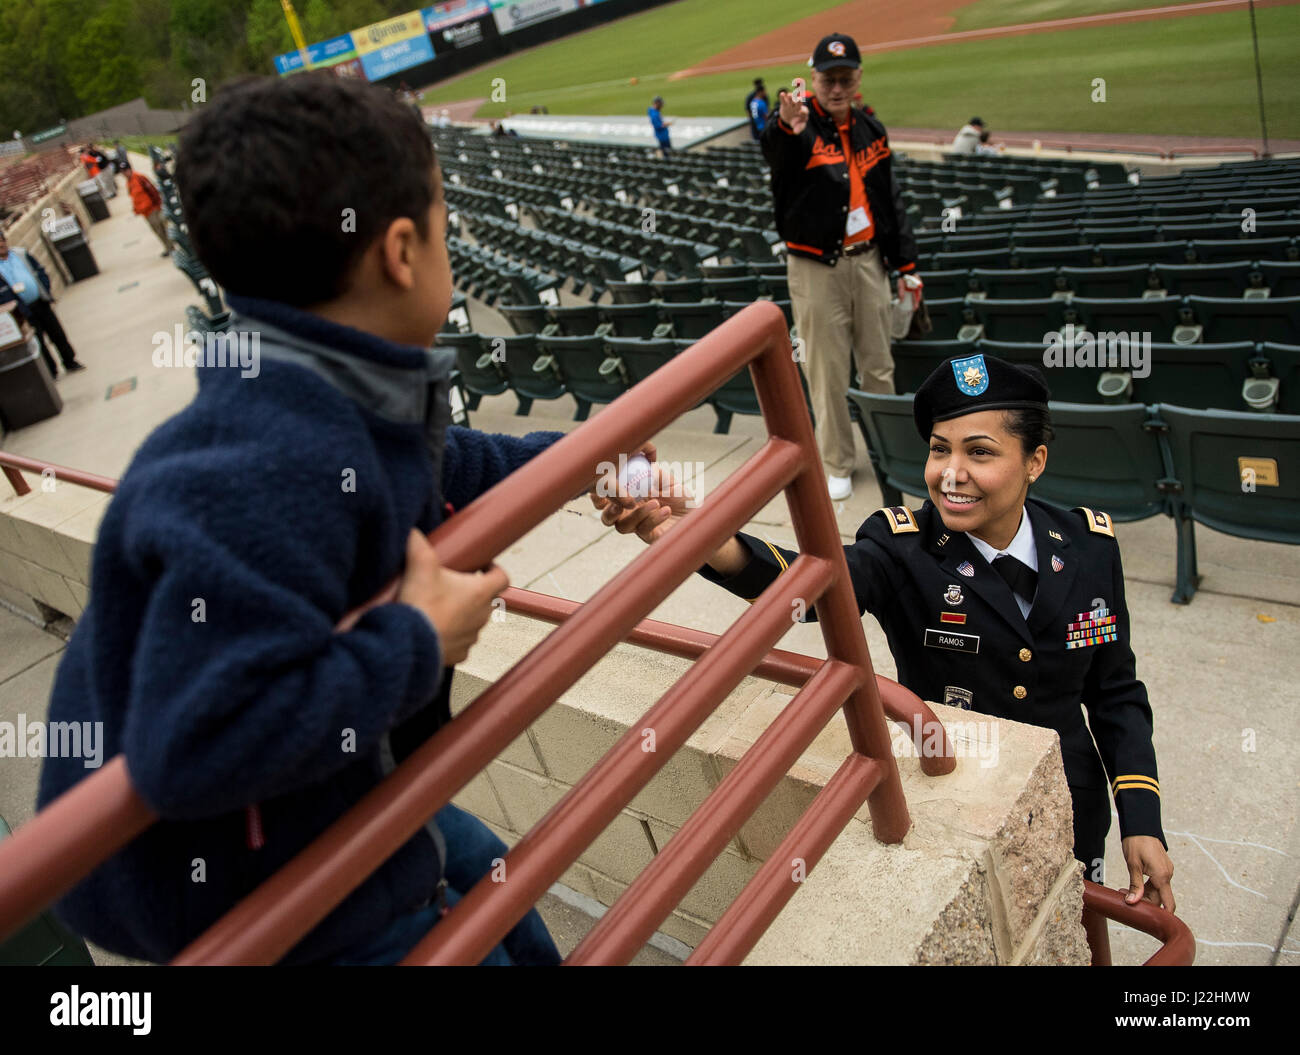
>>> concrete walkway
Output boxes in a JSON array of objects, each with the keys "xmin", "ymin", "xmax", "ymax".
[{"xmin": 0, "ymin": 160, "xmax": 1297, "ymax": 966}]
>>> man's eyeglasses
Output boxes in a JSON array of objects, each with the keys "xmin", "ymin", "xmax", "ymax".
[{"xmin": 816, "ymin": 73, "xmax": 858, "ymax": 90}]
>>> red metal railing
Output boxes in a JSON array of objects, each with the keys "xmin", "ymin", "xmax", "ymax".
[
  {"xmin": 1083, "ymin": 881, "xmax": 1195, "ymax": 966},
  {"xmin": 0, "ymin": 300, "xmax": 1191, "ymax": 964}
]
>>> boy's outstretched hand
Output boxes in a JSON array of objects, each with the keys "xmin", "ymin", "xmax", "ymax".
[{"xmin": 399, "ymin": 530, "xmax": 508, "ymax": 666}]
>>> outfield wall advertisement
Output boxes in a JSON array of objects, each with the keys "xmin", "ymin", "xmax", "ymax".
[
  {"xmin": 353, "ymin": 11, "xmax": 437, "ymax": 82},
  {"xmin": 272, "ymin": 33, "xmax": 359, "ymax": 76},
  {"xmin": 490, "ymin": 0, "xmax": 609, "ymax": 36}
]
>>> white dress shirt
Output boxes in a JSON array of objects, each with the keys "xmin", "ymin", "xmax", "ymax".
[{"xmin": 967, "ymin": 505, "xmax": 1039, "ymax": 619}]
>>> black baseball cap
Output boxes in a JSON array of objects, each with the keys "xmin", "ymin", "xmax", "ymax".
[
  {"xmin": 913, "ymin": 354, "xmax": 1050, "ymax": 440},
  {"xmin": 809, "ymin": 33, "xmax": 861, "ymax": 71}
]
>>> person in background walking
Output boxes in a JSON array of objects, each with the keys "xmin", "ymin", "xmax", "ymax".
[
  {"xmin": 124, "ymin": 166, "xmax": 172, "ymax": 257},
  {"xmin": 648, "ymin": 96, "xmax": 673, "ymax": 156},
  {"xmin": 0, "ymin": 232, "xmax": 86, "ymax": 377},
  {"xmin": 744, "ymin": 78, "xmax": 768, "ymax": 140}
]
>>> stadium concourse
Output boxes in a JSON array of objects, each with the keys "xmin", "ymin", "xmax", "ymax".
[{"xmin": 0, "ymin": 135, "xmax": 1297, "ymax": 966}]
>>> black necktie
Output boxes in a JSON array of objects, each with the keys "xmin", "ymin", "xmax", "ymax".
[{"xmin": 992, "ymin": 554, "xmax": 1038, "ymax": 604}]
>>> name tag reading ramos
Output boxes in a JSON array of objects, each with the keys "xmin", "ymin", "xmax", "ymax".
[{"xmin": 924, "ymin": 628, "xmax": 980, "ymax": 654}]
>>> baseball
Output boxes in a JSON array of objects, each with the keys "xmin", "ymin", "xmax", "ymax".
[{"xmin": 619, "ymin": 453, "xmax": 653, "ymax": 499}]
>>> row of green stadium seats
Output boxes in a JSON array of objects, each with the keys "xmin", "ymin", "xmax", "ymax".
[
  {"xmin": 435, "ymin": 331, "xmax": 809, "ymax": 436},
  {"xmin": 920, "ymin": 294, "xmax": 1300, "ymax": 345},
  {"xmin": 920, "ymin": 238, "xmax": 1300, "ymax": 271},
  {"xmin": 891, "ymin": 338, "xmax": 1300, "ymax": 415},
  {"xmin": 496, "ymin": 298, "xmax": 793, "ymax": 341},
  {"xmin": 849, "ymin": 390, "xmax": 1298, "ymax": 604}
]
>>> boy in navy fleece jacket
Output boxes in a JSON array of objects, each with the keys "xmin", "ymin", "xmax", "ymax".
[{"xmin": 37, "ymin": 74, "xmax": 563, "ymax": 964}]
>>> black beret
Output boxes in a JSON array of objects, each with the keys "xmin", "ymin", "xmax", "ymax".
[{"xmin": 913, "ymin": 354, "xmax": 1051, "ymax": 440}]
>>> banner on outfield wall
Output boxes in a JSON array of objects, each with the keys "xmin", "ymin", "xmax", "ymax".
[
  {"xmin": 423, "ymin": 0, "xmax": 491, "ymax": 33},
  {"xmin": 490, "ymin": 0, "xmax": 609, "ymax": 36},
  {"xmin": 273, "ymin": 33, "xmax": 358, "ymax": 75},
  {"xmin": 354, "ymin": 10, "xmax": 437, "ymax": 81},
  {"xmin": 423, "ymin": 1, "xmax": 494, "ymax": 49}
]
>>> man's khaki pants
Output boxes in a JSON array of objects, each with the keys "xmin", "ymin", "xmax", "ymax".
[
  {"xmin": 787, "ymin": 246, "xmax": 894, "ymax": 479},
  {"xmin": 144, "ymin": 209, "xmax": 172, "ymax": 252}
]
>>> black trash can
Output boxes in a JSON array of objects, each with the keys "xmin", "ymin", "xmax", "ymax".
[
  {"xmin": 0, "ymin": 337, "xmax": 62, "ymax": 431},
  {"xmin": 76, "ymin": 179, "xmax": 109, "ymax": 222},
  {"xmin": 49, "ymin": 222, "xmax": 99, "ymax": 282}
]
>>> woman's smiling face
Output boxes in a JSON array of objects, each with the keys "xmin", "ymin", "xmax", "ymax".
[{"xmin": 924, "ymin": 409, "xmax": 1048, "ymax": 544}]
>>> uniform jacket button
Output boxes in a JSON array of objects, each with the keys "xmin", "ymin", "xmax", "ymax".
[
  {"xmin": 1013, "ymin": 685, "xmax": 1028, "ymax": 700},
  {"xmin": 1019, "ymin": 648, "xmax": 1032, "ymax": 662}
]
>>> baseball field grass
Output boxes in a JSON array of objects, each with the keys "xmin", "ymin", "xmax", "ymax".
[{"xmin": 421, "ymin": 0, "xmax": 1300, "ymax": 139}]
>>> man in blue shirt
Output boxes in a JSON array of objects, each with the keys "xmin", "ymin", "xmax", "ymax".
[
  {"xmin": 744, "ymin": 79, "xmax": 769, "ymax": 140},
  {"xmin": 0, "ymin": 232, "xmax": 85, "ymax": 377},
  {"xmin": 648, "ymin": 96, "xmax": 672, "ymax": 156}
]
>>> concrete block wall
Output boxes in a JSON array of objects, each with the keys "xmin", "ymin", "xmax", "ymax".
[
  {"xmin": 0, "ymin": 468, "xmax": 1089, "ymax": 964},
  {"xmin": 0, "ymin": 471, "xmax": 105, "ymax": 623}
]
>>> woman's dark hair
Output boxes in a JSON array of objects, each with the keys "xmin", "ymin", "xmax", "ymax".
[
  {"xmin": 175, "ymin": 72, "xmax": 437, "ymax": 307},
  {"xmin": 1002, "ymin": 407, "xmax": 1055, "ymax": 456}
]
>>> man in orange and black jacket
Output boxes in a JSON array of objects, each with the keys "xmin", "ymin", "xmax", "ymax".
[{"xmin": 761, "ymin": 32, "xmax": 921, "ymax": 502}]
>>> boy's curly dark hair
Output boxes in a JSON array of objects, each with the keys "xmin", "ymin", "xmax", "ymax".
[{"xmin": 176, "ymin": 72, "xmax": 438, "ymax": 307}]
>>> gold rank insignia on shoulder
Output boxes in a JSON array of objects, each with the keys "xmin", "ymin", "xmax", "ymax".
[
  {"xmin": 1076, "ymin": 507, "xmax": 1115, "ymax": 538},
  {"xmin": 878, "ymin": 506, "xmax": 919, "ymax": 534}
]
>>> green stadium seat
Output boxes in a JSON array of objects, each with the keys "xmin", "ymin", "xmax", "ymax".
[
  {"xmin": 1059, "ymin": 264, "xmax": 1155, "ymax": 299},
  {"xmin": 1153, "ymin": 261, "xmax": 1260, "ymax": 298},
  {"xmin": 921, "ymin": 297, "xmax": 974, "ymax": 341},
  {"xmin": 606, "ymin": 279, "xmax": 656, "ymax": 304},
  {"xmin": 498, "ymin": 303, "xmax": 548, "ymax": 335},
  {"xmin": 500, "ymin": 333, "xmax": 567, "ymax": 416},
  {"xmin": 536, "ymin": 333, "xmax": 624, "ymax": 419},
  {"xmin": 1256, "ymin": 218, "xmax": 1300, "ymax": 238},
  {"xmin": 653, "ymin": 278, "xmax": 708, "ymax": 303},
  {"xmin": 541, "ymin": 304, "xmax": 603, "ymax": 336},
  {"xmin": 916, "ymin": 268, "xmax": 971, "ymax": 300},
  {"xmin": 603, "ymin": 336, "xmax": 679, "ymax": 388},
  {"xmin": 1157, "ymin": 221, "xmax": 1245, "ymax": 241},
  {"xmin": 943, "ymin": 230, "xmax": 1014, "ymax": 252},
  {"xmin": 434, "ymin": 332, "xmax": 509, "ymax": 410},
  {"xmin": 1028, "ymin": 401, "xmax": 1173, "ymax": 524},
  {"xmin": 933, "ymin": 247, "xmax": 1015, "ymax": 270},
  {"xmin": 598, "ymin": 302, "xmax": 663, "ymax": 339},
  {"xmin": 970, "ymin": 267, "xmax": 1061, "ymax": 300},
  {"xmin": 1012, "ymin": 228, "xmax": 1083, "ymax": 248},
  {"xmin": 845, "ymin": 389, "xmax": 927, "ymax": 506},
  {"xmin": 1098, "ymin": 241, "xmax": 1190, "ymax": 266},
  {"xmin": 1257, "ymin": 261, "xmax": 1300, "ymax": 298},
  {"xmin": 1158, "ymin": 404, "xmax": 1300, "ymax": 602},
  {"xmin": 970, "ymin": 298, "xmax": 1071, "ymax": 342},
  {"xmin": 890, "ymin": 339, "xmax": 977, "ymax": 394},
  {"xmin": 1014, "ymin": 244, "xmax": 1097, "ymax": 269},
  {"xmin": 0, "ymin": 816, "xmax": 95, "ymax": 965},
  {"xmin": 1193, "ymin": 237, "xmax": 1294, "ymax": 263},
  {"xmin": 1125, "ymin": 342, "xmax": 1259, "ymax": 410},
  {"xmin": 656, "ymin": 301, "xmax": 727, "ymax": 340},
  {"xmin": 1071, "ymin": 296, "xmax": 1195, "ymax": 344},
  {"xmin": 699, "ymin": 262, "xmax": 751, "ymax": 279},
  {"xmin": 1189, "ymin": 295, "xmax": 1300, "ymax": 344},
  {"xmin": 1082, "ymin": 224, "xmax": 1159, "ymax": 243},
  {"xmin": 1258, "ymin": 343, "xmax": 1300, "ymax": 414},
  {"xmin": 703, "ymin": 275, "xmax": 763, "ymax": 301},
  {"xmin": 762, "ymin": 274, "xmax": 790, "ymax": 299}
]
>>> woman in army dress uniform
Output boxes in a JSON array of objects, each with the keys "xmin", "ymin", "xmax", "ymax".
[{"xmin": 594, "ymin": 353, "xmax": 1176, "ymax": 916}]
